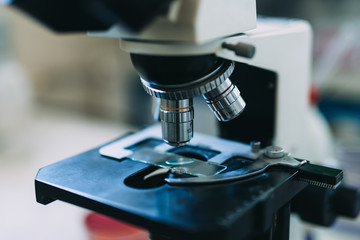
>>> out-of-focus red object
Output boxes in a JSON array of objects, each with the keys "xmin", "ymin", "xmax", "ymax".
[
  {"xmin": 309, "ymin": 83, "xmax": 321, "ymax": 106},
  {"xmin": 85, "ymin": 212, "xmax": 150, "ymax": 240}
]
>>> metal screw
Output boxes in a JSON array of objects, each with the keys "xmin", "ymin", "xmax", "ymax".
[
  {"xmin": 264, "ymin": 146, "xmax": 285, "ymax": 159},
  {"xmin": 250, "ymin": 141, "xmax": 261, "ymax": 153}
]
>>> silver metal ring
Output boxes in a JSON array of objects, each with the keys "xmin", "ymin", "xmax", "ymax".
[{"xmin": 141, "ymin": 61, "xmax": 235, "ymax": 100}]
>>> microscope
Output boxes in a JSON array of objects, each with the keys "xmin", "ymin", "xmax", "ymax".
[{"xmin": 6, "ymin": 0, "xmax": 360, "ymax": 239}]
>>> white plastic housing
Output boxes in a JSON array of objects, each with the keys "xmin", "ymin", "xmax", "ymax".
[{"xmin": 89, "ymin": 0, "xmax": 257, "ymax": 43}]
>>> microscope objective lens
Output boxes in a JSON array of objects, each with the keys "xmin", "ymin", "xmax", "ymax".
[
  {"xmin": 160, "ymin": 99, "xmax": 194, "ymax": 147},
  {"xmin": 203, "ymin": 78, "xmax": 246, "ymax": 122}
]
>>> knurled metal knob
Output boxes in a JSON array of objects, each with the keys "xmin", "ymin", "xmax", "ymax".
[
  {"xmin": 264, "ymin": 146, "xmax": 285, "ymax": 159},
  {"xmin": 140, "ymin": 60, "xmax": 235, "ymax": 100}
]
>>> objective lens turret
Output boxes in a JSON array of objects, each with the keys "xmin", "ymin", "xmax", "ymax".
[{"xmin": 131, "ymin": 54, "xmax": 245, "ymax": 146}]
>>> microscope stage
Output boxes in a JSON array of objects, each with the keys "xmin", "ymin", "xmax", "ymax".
[{"xmin": 35, "ymin": 126, "xmax": 308, "ymax": 240}]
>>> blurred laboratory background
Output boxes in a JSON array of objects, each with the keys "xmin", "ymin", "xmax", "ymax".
[{"xmin": 0, "ymin": 0, "xmax": 359, "ymax": 239}]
